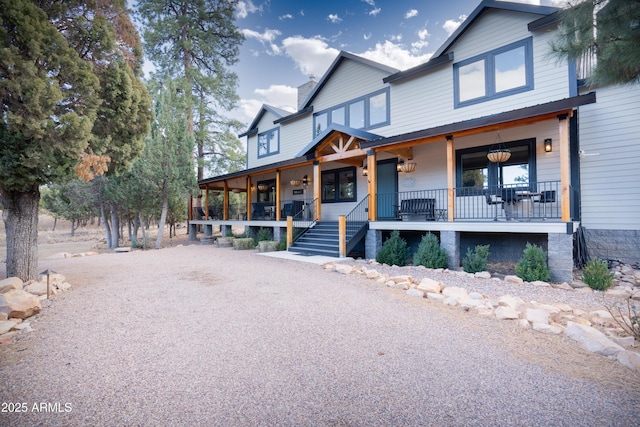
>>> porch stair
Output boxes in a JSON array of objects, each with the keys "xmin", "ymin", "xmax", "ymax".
[{"xmin": 288, "ymin": 221, "xmax": 368, "ymax": 257}]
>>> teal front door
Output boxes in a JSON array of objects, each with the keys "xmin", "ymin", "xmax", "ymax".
[{"xmin": 376, "ymin": 159, "xmax": 398, "ymax": 220}]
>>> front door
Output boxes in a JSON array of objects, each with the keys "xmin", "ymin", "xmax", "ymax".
[{"xmin": 376, "ymin": 159, "xmax": 398, "ymax": 220}]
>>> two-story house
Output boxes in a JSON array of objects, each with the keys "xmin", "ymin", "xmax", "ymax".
[{"xmin": 193, "ymin": 0, "xmax": 640, "ymax": 283}]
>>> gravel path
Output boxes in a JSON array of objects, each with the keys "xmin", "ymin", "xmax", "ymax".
[{"xmin": 1, "ymin": 244, "xmax": 639, "ymax": 426}]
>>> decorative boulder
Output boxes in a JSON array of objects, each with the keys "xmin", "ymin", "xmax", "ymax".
[
  {"xmin": 0, "ymin": 277, "xmax": 23, "ymax": 294},
  {"xmin": 1, "ymin": 290, "xmax": 41, "ymax": 319}
]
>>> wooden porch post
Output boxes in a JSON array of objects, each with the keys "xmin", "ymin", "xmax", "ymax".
[
  {"xmin": 446, "ymin": 136, "xmax": 455, "ymax": 222},
  {"xmin": 367, "ymin": 150, "xmax": 377, "ymax": 221},
  {"xmin": 558, "ymin": 113, "xmax": 572, "ymax": 222},
  {"xmin": 223, "ymin": 181, "xmax": 229, "ymax": 220},
  {"xmin": 246, "ymin": 176, "xmax": 252, "ymax": 221},
  {"xmin": 204, "ymin": 184, "xmax": 209, "ymax": 220},
  {"xmin": 313, "ymin": 161, "xmax": 321, "ymax": 221},
  {"xmin": 338, "ymin": 215, "xmax": 346, "ymax": 257},
  {"xmin": 276, "ymin": 170, "xmax": 281, "ymax": 221}
]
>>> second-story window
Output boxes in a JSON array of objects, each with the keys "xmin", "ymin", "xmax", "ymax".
[
  {"xmin": 313, "ymin": 88, "xmax": 389, "ymax": 136},
  {"xmin": 454, "ymin": 37, "xmax": 533, "ymax": 108},
  {"xmin": 257, "ymin": 127, "xmax": 280, "ymax": 158}
]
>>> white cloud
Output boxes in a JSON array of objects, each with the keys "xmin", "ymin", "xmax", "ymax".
[
  {"xmin": 362, "ymin": 0, "xmax": 376, "ymax": 5},
  {"xmin": 281, "ymin": 36, "xmax": 340, "ymax": 78},
  {"xmin": 443, "ymin": 14, "xmax": 467, "ymax": 36},
  {"xmin": 236, "ymin": 1, "xmax": 261, "ymax": 19},
  {"xmin": 369, "ymin": 7, "xmax": 381, "ymax": 16},
  {"xmin": 357, "ymin": 40, "xmax": 432, "ymax": 71},
  {"xmin": 241, "ymin": 28, "xmax": 282, "ymax": 55},
  {"xmin": 279, "ymin": 14, "xmax": 293, "ymax": 21},
  {"xmin": 364, "ymin": 33, "xmax": 372, "ymax": 40},
  {"xmin": 418, "ymin": 28, "xmax": 429, "ymax": 40},
  {"xmin": 232, "ymin": 85, "xmax": 298, "ymax": 126},
  {"xmin": 405, "ymin": 9, "xmax": 418, "ymax": 19},
  {"xmin": 327, "ymin": 14, "xmax": 342, "ymax": 24},
  {"xmin": 390, "ymin": 34, "xmax": 402, "ymax": 42}
]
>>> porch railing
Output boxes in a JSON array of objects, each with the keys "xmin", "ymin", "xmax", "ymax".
[
  {"xmin": 292, "ymin": 198, "xmax": 317, "ymax": 242},
  {"xmin": 376, "ymin": 180, "xmax": 566, "ymax": 222}
]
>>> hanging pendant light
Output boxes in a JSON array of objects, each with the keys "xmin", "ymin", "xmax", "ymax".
[
  {"xmin": 257, "ymin": 183, "xmax": 269, "ymax": 191},
  {"xmin": 487, "ymin": 132, "xmax": 511, "ymax": 163}
]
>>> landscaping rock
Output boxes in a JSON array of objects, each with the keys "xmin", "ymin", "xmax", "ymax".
[
  {"xmin": 0, "ymin": 320, "xmax": 17, "ymax": 335},
  {"xmin": 474, "ymin": 271, "xmax": 491, "ymax": 279},
  {"xmin": 406, "ymin": 288, "xmax": 424, "ymax": 298},
  {"xmin": 417, "ymin": 277, "xmax": 442, "ymax": 294},
  {"xmin": 441, "ymin": 286, "xmax": 468, "ymax": 302},
  {"xmin": 504, "ymin": 275, "xmax": 524, "ymax": 284},
  {"xmin": 426, "ymin": 293, "xmax": 446, "ymax": 303},
  {"xmin": 24, "ymin": 281, "xmax": 53, "ymax": 297},
  {"xmin": 565, "ymin": 322, "xmax": 624, "ymax": 357},
  {"xmin": 532, "ymin": 323, "xmax": 563, "ymax": 335},
  {"xmin": 2, "ymin": 290, "xmax": 41, "ymax": 319},
  {"xmin": 617, "ymin": 350, "xmax": 640, "ymax": 373},
  {"xmin": 495, "ymin": 306, "xmax": 519, "ymax": 320},
  {"xmin": 531, "ymin": 280, "xmax": 551, "ymax": 287},
  {"xmin": 526, "ymin": 308, "xmax": 550, "ymax": 325},
  {"xmin": 335, "ymin": 264, "xmax": 354, "ymax": 275},
  {"xmin": 0, "ymin": 277, "xmax": 23, "ymax": 293},
  {"xmin": 498, "ymin": 295, "xmax": 525, "ymax": 309}
]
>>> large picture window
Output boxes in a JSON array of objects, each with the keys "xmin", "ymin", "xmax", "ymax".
[
  {"xmin": 257, "ymin": 127, "xmax": 280, "ymax": 158},
  {"xmin": 454, "ymin": 38, "xmax": 533, "ymax": 108},
  {"xmin": 313, "ymin": 88, "xmax": 389, "ymax": 135},
  {"xmin": 321, "ymin": 167, "xmax": 356, "ymax": 203},
  {"xmin": 456, "ymin": 138, "xmax": 536, "ymax": 195}
]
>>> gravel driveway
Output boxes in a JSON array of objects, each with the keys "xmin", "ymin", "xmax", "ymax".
[{"xmin": 1, "ymin": 244, "xmax": 639, "ymax": 426}]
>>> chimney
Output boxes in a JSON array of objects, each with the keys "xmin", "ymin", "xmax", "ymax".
[{"xmin": 297, "ymin": 75, "xmax": 317, "ymax": 110}]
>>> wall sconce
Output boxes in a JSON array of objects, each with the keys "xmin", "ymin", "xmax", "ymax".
[
  {"xmin": 362, "ymin": 165, "xmax": 368, "ymax": 176},
  {"xmin": 544, "ymin": 138, "xmax": 552, "ymax": 153},
  {"xmin": 302, "ymin": 175, "xmax": 311, "ymax": 186}
]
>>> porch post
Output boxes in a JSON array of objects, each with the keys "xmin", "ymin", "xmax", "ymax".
[
  {"xmin": 367, "ymin": 150, "xmax": 377, "ymax": 221},
  {"xmin": 558, "ymin": 113, "xmax": 571, "ymax": 222},
  {"xmin": 446, "ymin": 136, "xmax": 455, "ymax": 222},
  {"xmin": 246, "ymin": 176, "xmax": 252, "ymax": 221},
  {"xmin": 286, "ymin": 216, "xmax": 293, "ymax": 249},
  {"xmin": 223, "ymin": 181, "xmax": 229, "ymax": 220},
  {"xmin": 275, "ymin": 170, "xmax": 281, "ymax": 221},
  {"xmin": 204, "ymin": 184, "xmax": 209, "ymax": 220},
  {"xmin": 313, "ymin": 161, "xmax": 321, "ymax": 221},
  {"xmin": 338, "ymin": 215, "xmax": 347, "ymax": 257}
]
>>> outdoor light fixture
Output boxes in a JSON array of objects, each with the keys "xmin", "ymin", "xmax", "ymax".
[
  {"xmin": 231, "ymin": 188, "xmax": 242, "ymax": 193},
  {"xmin": 487, "ymin": 132, "xmax": 511, "ymax": 163},
  {"xmin": 257, "ymin": 183, "xmax": 269, "ymax": 191},
  {"xmin": 40, "ymin": 269, "xmax": 57, "ymax": 299},
  {"xmin": 362, "ymin": 165, "xmax": 368, "ymax": 176},
  {"xmin": 289, "ymin": 179, "xmax": 302, "ymax": 186},
  {"xmin": 544, "ymin": 138, "xmax": 553, "ymax": 153},
  {"xmin": 397, "ymin": 159, "xmax": 417, "ymax": 173},
  {"xmin": 302, "ymin": 175, "xmax": 311, "ymax": 186}
]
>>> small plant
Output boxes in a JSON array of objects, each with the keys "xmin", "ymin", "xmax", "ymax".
[
  {"xmin": 582, "ymin": 258, "xmax": 614, "ymax": 290},
  {"xmin": 225, "ymin": 230, "xmax": 234, "ymax": 237},
  {"xmin": 276, "ymin": 234, "xmax": 287, "ymax": 251},
  {"xmin": 413, "ymin": 233, "xmax": 448, "ymax": 269},
  {"xmin": 462, "ymin": 244, "xmax": 490, "ymax": 273},
  {"xmin": 515, "ymin": 243, "xmax": 550, "ymax": 282},
  {"xmin": 257, "ymin": 227, "xmax": 273, "ymax": 242},
  {"xmin": 605, "ymin": 294, "xmax": 640, "ymax": 341},
  {"xmin": 376, "ymin": 230, "xmax": 409, "ymax": 266},
  {"xmin": 233, "ymin": 237, "xmax": 256, "ymax": 250}
]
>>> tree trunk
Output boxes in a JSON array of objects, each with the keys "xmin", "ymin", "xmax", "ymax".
[
  {"xmin": 155, "ymin": 191, "xmax": 169, "ymax": 249},
  {"xmin": 100, "ymin": 202, "xmax": 112, "ymax": 249},
  {"xmin": 110, "ymin": 203, "xmax": 119, "ymax": 249},
  {"xmin": 0, "ymin": 185, "xmax": 40, "ymax": 281},
  {"xmin": 133, "ymin": 212, "xmax": 140, "ymax": 242},
  {"xmin": 52, "ymin": 217, "xmax": 57, "ymax": 232},
  {"xmin": 71, "ymin": 219, "xmax": 76, "ymax": 237}
]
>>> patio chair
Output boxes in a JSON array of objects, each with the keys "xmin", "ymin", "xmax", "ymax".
[
  {"xmin": 485, "ymin": 193, "xmax": 503, "ymax": 221},
  {"xmin": 501, "ymin": 188, "xmax": 519, "ymax": 220},
  {"xmin": 538, "ymin": 190, "xmax": 556, "ymax": 218},
  {"xmin": 252, "ymin": 202, "xmax": 265, "ymax": 219}
]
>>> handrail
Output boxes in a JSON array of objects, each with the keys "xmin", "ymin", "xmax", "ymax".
[
  {"xmin": 345, "ymin": 195, "xmax": 369, "ymax": 239},
  {"xmin": 291, "ymin": 197, "xmax": 317, "ymax": 243}
]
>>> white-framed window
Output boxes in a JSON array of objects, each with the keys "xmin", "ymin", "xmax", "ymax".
[
  {"xmin": 454, "ymin": 38, "xmax": 533, "ymax": 108},
  {"xmin": 257, "ymin": 127, "xmax": 280, "ymax": 158}
]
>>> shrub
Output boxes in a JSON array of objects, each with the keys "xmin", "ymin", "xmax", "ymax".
[
  {"xmin": 276, "ymin": 234, "xmax": 287, "ymax": 251},
  {"xmin": 515, "ymin": 243, "xmax": 550, "ymax": 282},
  {"xmin": 233, "ymin": 237, "xmax": 256, "ymax": 250},
  {"xmin": 257, "ymin": 227, "xmax": 272, "ymax": 242},
  {"xmin": 606, "ymin": 294, "xmax": 640, "ymax": 341},
  {"xmin": 413, "ymin": 233, "xmax": 448, "ymax": 268},
  {"xmin": 376, "ymin": 230, "xmax": 408, "ymax": 266},
  {"xmin": 582, "ymin": 258, "xmax": 614, "ymax": 290},
  {"xmin": 462, "ymin": 244, "xmax": 490, "ymax": 273}
]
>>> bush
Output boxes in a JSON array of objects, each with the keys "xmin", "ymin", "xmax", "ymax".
[
  {"xmin": 376, "ymin": 230, "xmax": 409, "ymax": 266},
  {"xmin": 462, "ymin": 244, "xmax": 490, "ymax": 273},
  {"xmin": 233, "ymin": 237, "xmax": 256, "ymax": 250},
  {"xmin": 413, "ymin": 233, "xmax": 448, "ymax": 268},
  {"xmin": 276, "ymin": 234, "xmax": 287, "ymax": 251},
  {"xmin": 582, "ymin": 258, "xmax": 614, "ymax": 290},
  {"xmin": 515, "ymin": 243, "xmax": 550, "ymax": 282},
  {"xmin": 257, "ymin": 227, "xmax": 272, "ymax": 242}
]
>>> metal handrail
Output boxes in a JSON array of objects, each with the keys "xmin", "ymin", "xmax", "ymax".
[
  {"xmin": 292, "ymin": 198, "xmax": 317, "ymax": 242},
  {"xmin": 345, "ymin": 195, "xmax": 369, "ymax": 239}
]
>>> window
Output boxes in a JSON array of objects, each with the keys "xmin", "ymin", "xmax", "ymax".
[
  {"xmin": 321, "ymin": 167, "xmax": 356, "ymax": 203},
  {"xmin": 256, "ymin": 179, "xmax": 275, "ymax": 203},
  {"xmin": 456, "ymin": 138, "xmax": 536, "ymax": 195},
  {"xmin": 257, "ymin": 128, "xmax": 280, "ymax": 158},
  {"xmin": 454, "ymin": 38, "xmax": 533, "ymax": 108},
  {"xmin": 313, "ymin": 88, "xmax": 389, "ymax": 135}
]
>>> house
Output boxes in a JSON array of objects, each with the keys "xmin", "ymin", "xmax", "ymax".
[{"xmin": 192, "ymin": 0, "xmax": 640, "ymax": 282}]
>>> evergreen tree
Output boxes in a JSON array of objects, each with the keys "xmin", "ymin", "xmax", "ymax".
[
  {"xmin": 552, "ymin": 0, "xmax": 640, "ymax": 86},
  {"xmin": 0, "ymin": 0, "xmax": 100, "ymax": 280},
  {"xmin": 137, "ymin": 0, "xmax": 244, "ymax": 180}
]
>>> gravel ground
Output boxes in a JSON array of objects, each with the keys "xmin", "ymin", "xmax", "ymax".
[{"xmin": 1, "ymin": 244, "xmax": 639, "ymax": 426}]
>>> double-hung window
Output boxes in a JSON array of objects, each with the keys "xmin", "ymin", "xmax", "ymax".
[
  {"xmin": 454, "ymin": 37, "xmax": 533, "ymax": 108},
  {"xmin": 321, "ymin": 167, "xmax": 357, "ymax": 203},
  {"xmin": 257, "ymin": 127, "xmax": 280, "ymax": 158},
  {"xmin": 313, "ymin": 88, "xmax": 389, "ymax": 135}
]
